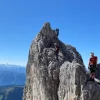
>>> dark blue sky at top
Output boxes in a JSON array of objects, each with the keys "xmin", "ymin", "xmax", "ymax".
[{"xmin": 0, "ymin": 0, "xmax": 100, "ymax": 67}]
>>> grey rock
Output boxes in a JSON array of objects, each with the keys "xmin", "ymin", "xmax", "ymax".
[
  {"xmin": 95, "ymin": 63, "xmax": 100, "ymax": 80},
  {"xmin": 23, "ymin": 22, "xmax": 100, "ymax": 100},
  {"xmin": 83, "ymin": 82, "xmax": 100, "ymax": 100},
  {"xmin": 58, "ymin": 61, "xmax": 86, "ymax": 100}
]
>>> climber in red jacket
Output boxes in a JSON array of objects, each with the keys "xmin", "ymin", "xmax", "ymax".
[
  {"xmin": 88, "ymin": 52, "xmax": 98, "ymax": 81},
  {"xmin": 54, "ymin": 43, "xmax": 59, "ymax": 60}
]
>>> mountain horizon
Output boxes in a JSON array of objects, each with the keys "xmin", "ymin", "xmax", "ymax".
[
  {"xmin": 0, "ymin": 64, "xmax": 26, "ymax": 86},
  {"xmin": 0, "ymin": 63, "xmax": 26, "ymax": 67}
]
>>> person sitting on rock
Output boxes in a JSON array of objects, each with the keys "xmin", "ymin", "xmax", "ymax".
[
  {"xmin": 88, "ymin": 52, "xmax": 98, "ymax": 81},
  {"xmin": 54, "ymin": 43, "xmax": 59, "ymax": 60},
  {"xmin": 55, "ymin": 28, "xmax": 59, "ymax": 37}
]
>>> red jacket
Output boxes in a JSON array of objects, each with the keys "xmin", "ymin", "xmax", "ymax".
[
  {"xmin": 89, "ymin": 56, "xmax": 98, "ymax": 65},
  {"xmin": 55, "ymin": 46, "xmax": 59, "ymax": 53}
]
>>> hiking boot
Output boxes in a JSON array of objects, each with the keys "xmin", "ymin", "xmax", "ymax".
[{"xmin": 88, "ymin": 78, "xmax": 94, "ymax": 82}]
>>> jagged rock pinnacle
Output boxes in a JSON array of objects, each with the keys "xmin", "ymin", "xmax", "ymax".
[
  {"xmin": 22, "ymin": 23, "xmax": 100, "ymax": 100},
  {"xmin": 43, "ymin": 22, "xmax": 51, "ymax": 28},
  {"xmin": 23, "ymin": 23, "xmax": 85, "ymax": 100},
  {"xmin": 40, "ymin": 22, "xmax": 52, "ymax": 35}
]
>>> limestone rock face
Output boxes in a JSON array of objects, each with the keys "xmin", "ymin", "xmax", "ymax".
[
  {"xmin": 83, "ymin": 82, "xmax": 100, "ymax": 100},
  {"xmin": 95, "ymin": 64, "xmax": 100, "ymax": 80},
  {"xmin": 22, "ymin": 22, "xmax": 100, "ymax": 100},
  {"xmin": 58, "ymin": 61, "xmax": 86, "ymax": 100}
]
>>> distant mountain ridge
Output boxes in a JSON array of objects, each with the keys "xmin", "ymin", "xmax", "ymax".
[
  {"xmin": 0, "ymin": 63, "xmax": 25, "ymax": 68},
  {"xmin": 0, "ymin": 64, "xmax": 26, "ymax": 86}
]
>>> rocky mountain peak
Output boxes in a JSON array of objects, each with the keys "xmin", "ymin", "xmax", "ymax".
[
  {"xmin": 30, "ymin": 22, "xmax": 83, "ymax": 64},
  {"xmin": 42, "ymin": 22, "xmax": 51, "ymax": 29},
  {"xmin": 23, "ymin": 23, "xmax": 100, "ymax": 100},
  {"xmin": 34, "ymin": 22, "xmax": 58, "ymax": 49}
]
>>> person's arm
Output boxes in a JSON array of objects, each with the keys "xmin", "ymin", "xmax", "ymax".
[
  {"xmin": 96, "ymin": 57, "xmax": 98, "ymax": 63},
  {"xmin": 96, "ymin": 57, "xmax": 98, "ymax": 67},
  {"xmin": 88, "ymin": 59, "xmax": 90, "ymax": 69}
]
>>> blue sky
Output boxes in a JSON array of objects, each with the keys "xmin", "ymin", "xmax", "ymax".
[{"xmin": 0, "ymin": 0, "xmax": 100, "ymax": 67}]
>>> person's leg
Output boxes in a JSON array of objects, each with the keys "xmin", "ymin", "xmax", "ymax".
[
  {"xmin": 93, "ymin": 72, "xmax": 95, "ymax": 79},
  {"xmin": 92, "ymin": 66, "xmax": 96, "ymax": 79},
  {"xmin": 91, "ymin": 73, "xmax": 94, "ymax": 78},
  {"xmin": 91, "ymin": 69, "xmax": 95, "ymax": 81},
  {"xmin": 90, "ymin": 73, "xmax": 92, "ymax": 78},
  {"xmin": 56, "ymin": 53, "xmax": 58, "ymax": 60},
  {"xmin": 90, "ymin": 67, "xmax": 92, "ymax": 78},
  {"xmin": 55, "ymin": 52, "xmax": 58, "ymax": 60},
  {"xmin": 89, "ymin": 67, "xmax": 94, "ymax": 81}
]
